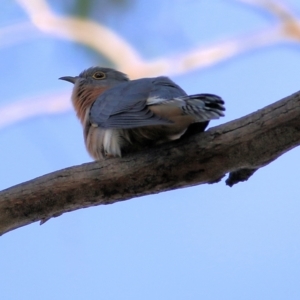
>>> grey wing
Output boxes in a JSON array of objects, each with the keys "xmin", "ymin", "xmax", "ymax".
[
  {"xmin": 89, "ymin": 77, "xmax": 186, "ymax": 129},
  {"xmin": 147, "ymin": 76, "xmax": 187, "ymax": 105}
]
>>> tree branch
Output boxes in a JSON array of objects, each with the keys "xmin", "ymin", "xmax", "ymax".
[{"xmin": 1, "ymin": 91, "xmax": 300, "ymax": 235}]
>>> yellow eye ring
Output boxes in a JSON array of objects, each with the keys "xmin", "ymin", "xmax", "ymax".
[{"xmin": 92, "ymin": 72, "xmax": 106, "ymax": 80}]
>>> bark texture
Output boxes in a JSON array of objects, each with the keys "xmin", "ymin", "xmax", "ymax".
[{"xmin": 0, "ymin": 91, "xmax": 300, "ymax": 235}]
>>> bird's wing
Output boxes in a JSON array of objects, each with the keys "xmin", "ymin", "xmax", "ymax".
[
  {"xmin": 152, "ymin": 93, "xmax": 225, "ymax": 122},
  {"xmin": 89, "ymin": 77, "xmax": 187, "ymax": 129}
]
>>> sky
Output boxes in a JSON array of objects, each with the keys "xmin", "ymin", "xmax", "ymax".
[{"xmin": 1, "ymin": 0, "xmax": 300, "ymax": 299}]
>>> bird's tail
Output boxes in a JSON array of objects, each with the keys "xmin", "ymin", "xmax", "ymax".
[{"xmin": 174, "ymin": 93, "xmax": 225, "ymax": 122}]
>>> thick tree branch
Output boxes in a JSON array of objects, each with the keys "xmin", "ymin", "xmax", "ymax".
[{"xmin": 0, "ymin": 91, "xmax": 300, "ymax": 235}]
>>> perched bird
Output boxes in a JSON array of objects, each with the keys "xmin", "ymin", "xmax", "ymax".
[{"xmin": 59, "ymin": 67, "xmax": 225, "ymax": 160}]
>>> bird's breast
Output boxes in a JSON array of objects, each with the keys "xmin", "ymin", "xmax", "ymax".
[
  {"xmin": 85, "ymin": 126, "xmax": 124, "ymax": 160},
  {"xmin": 72, "ymin": 84, "xmax": 108, "ymax": 124}
]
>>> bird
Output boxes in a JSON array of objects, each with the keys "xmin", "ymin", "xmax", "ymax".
[{"xmin": 59, "ymin": 67, "xmax": 225, "ymax": 160}]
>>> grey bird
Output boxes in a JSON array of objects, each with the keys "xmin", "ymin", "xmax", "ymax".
[{"xmin": 59, "ymin": 67, "xmax": 225, "ymax": 160}]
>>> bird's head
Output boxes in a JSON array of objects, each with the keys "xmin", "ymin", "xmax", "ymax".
[
  {"xmin": 59, "ymin": 66, "xmax": 129, "ymax": 88},
  {"xmin": 59, "ymin": 67, "xmax": 129, "ymax": 123}
]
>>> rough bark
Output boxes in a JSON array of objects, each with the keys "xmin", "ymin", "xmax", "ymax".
[{"xmin": 0, "ymin": 91, "xmax": 300, "ymax": 235}]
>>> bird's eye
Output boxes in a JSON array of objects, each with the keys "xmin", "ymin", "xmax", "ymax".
[{"xmin": 92, "ymin": 72, "xmax": 106, "ymax": 80}]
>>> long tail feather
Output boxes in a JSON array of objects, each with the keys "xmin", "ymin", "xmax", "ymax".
[{"xmin": 173, "ymin": 93, "xmax": 225, "ymax": 122}]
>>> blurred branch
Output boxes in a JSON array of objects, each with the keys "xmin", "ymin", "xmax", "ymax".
[
  {"xmin": 0, "ymin": 90, "xmax": 300, "ymax": 235},
  {"xmin": 0, "ymin": 22, "xmax": 42, "ymax": 48},
  {"xmin": 16, "ymin": 0, "xmax": 144, "ymax": 72},
  {"xmin": 238, "ymin": 0, "xmax": 300, "ymax": 41},
  {"xmin": 1, "ymin": 0, "xmax": 298, "ymax": 130},
  {"xmin": 15, "ymin": 0, "xmax": 285, "ymax": 77},
  {"xmin": 0, "ymin": 92, "xmax": 71, "ymax": 128}
]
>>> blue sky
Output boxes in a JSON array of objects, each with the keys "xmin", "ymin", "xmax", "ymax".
[{"xmin": 1, "ymin": 1, "xmax": 300, "ymax": 299}]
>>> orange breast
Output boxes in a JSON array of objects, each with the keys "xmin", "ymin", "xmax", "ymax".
[{"xmin": 72, "ymin": 86, "xmax": 108, "ymax": 124}]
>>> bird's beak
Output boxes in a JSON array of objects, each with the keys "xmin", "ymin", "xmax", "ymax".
[{"xmin": 59, "ymin": 76, "xmax": 78, "ymax": 84}]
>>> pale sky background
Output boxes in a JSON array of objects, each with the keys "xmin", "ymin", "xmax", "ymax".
[{"xmin": 1, "ymin": 0, "xmax": 300, "ymax": 299}]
